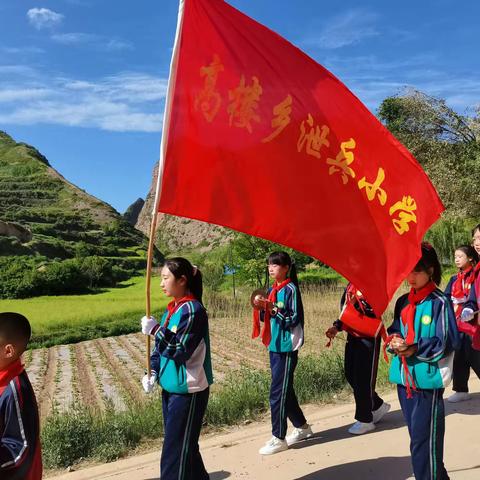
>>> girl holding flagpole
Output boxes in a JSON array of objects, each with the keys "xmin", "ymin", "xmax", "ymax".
[
  {"xmin": 252, "ymin": 251, "xmax": 312, "ymax": 455},
  {"xmin": 386, "ymin": 242, "xmax": 459, "ymax": 480},
  {"xmin": 141, "ymin": 257, "xmax": 213, "ymax": 480},
  {"xmin": 325, "ymin": 284, "xmax": 390, "ymax": 435},
  {"xmin": 444, "ymin": 245, "xmax": 480, "ymax": 403}
]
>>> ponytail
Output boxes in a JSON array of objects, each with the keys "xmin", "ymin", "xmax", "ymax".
[{"xmin": 287, "ymin": 263, "xmax": 300, "ymax": 290}]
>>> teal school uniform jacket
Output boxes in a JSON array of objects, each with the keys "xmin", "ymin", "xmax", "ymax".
[
  {"xmin": 388, "ymin": 289, "xmax": 460, "ymax": 390},
  {"xmin": 151, "ymin": 300, "xmax": 213, "ymax": 394},
  {"xmin": 267, "ymin": 282, "xmax": 304, "ymax": 353}
]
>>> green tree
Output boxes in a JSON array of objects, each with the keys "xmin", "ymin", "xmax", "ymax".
[
  {"xmin": 75, "ymin": 241, "xmax": 94, "ymax": 258},
  {"xmin": 201, "ymin": 260, "xmax": 225, "ymax": 292},
  {"xmin": 81, "ymin": 256, "xmax": 110, "ymax": 288},
  {"xmin": 229, "ymin": 232, "xmax": 312, "ymax": 287},
  {"xmin": 378, "ymin": 89, "xmax": 480, "ymax": 218}
]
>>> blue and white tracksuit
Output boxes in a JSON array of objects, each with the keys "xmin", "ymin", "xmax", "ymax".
[
  {"xmin": 264, "ymin": 282, "xmax": 306, "ymax": 439},
  {"xmin": 0, "ymin": 370, "xmax": 42, "ymax": 480},
  {"xmin": 150, "ymin": 300, "xmax": 213, "ymax": 480},
  {"xmin": 388, "ymin": 289, "xmax": 460, "ymax": 480}
]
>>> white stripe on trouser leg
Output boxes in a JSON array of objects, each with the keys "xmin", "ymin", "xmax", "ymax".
[
  {"xmin": 279, "ymin": 354, "xmax": 290, "ymax": 438},
  {"xmin": 179, "ymin": 394, "xmax": 196, "ymax": 480}
]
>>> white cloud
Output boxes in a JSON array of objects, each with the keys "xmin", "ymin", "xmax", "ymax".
[
  {"xmin": 105, "ymin": 39, "xmax": 133, "ymax": 51},
  {"xmin": 0, "ymin": 65, "xmax": 37, "ymax": 76},
  {"xmin": 304, "ymin": 9, "xmax": 380, "ymax": 49},
  {"xmin": 27, "ymin": 8, "xmax": 64, "ymax": 30},
  {"xmin": 51, "ymin": 32, "xmax": 133, "ymax": 51},
  {"xmin": 51, "ymin": 32, "xmax": 98, "ymax": 44},
  {"xmin": 0, "ymin": 67, "xmax": 168, "ymax": 132},
  {"xmin": 1, "ymin": 46, "xmax": 45, "ymax": 55},
  {"xmin": 0, "ymin": 88, "xmax": 50, "ymax": 103},
  {"xmin": 319, "ymin": 54, "xmax": 480, "ymax": 112}
]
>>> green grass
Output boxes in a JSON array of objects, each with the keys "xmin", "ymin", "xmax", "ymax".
[
  {"xmin": 42, "ymin": 353, "xmax": 350, "ymax": 469},
  {"xmin": 0, "ymin": 275, "xmax": 168, "ymax": 348}
]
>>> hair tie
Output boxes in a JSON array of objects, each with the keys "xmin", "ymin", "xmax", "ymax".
[{"xmin": 192, "ymin": 265, "xmax": 198, "ymax": 276}]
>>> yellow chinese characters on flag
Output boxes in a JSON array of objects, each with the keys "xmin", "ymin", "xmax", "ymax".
[{"xmin": 157, "ymin": 0, "xmax": 444, "ymax": 314}]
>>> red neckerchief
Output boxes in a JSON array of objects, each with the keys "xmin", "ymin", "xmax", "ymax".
[
  {"xmin": 451, "ymin": 266, "xmax": 474, "ymax": 302},
  {"xmin": 164, "ymin": 295, "xmax": 196, "ymax": 329},
  {"xmin": 388, "ymin": 281, "xmax": 436, "ymax": 399},
  {"xmin": 451, "ymin": 266, "xmax": 475, "ymax": 321},
  {"xmin": 473, "ymin": 262, "xmax": 480, "ymax": 277},
  {"xmin": 252, "ymin": 279, "xmax": 291, "ymax": 347},
  {"xmin": 473, "ymin": 263, "xmax": 480, "ymax": 302},
  {"xmin": 402, "ymin": 281, "xmax": 437, "ymax": 345},
  {"xmin": 0, "ymin": 358, "xmax": 24, "ymax": 396}
]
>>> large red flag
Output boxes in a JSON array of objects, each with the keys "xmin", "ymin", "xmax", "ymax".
[{"xmin": 155, "ymin": 0, "xmax": 444, "ymax": 315}]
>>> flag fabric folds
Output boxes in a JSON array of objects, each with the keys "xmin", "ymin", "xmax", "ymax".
[{"xmin": 156, "ymin": 0, "xmax": 444, "ymax": 314}]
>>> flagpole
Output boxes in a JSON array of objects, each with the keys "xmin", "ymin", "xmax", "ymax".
[{"xmin": 145, "ymin": 0, "xmax": 186, "ymax": 377}]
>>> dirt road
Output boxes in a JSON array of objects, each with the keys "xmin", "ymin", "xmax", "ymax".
[{"xmin": 49, "ymin": 379, "xmax": 480, "ymax": 480}]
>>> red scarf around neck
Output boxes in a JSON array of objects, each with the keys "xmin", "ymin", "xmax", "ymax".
[
  {"xmin": 0, "ymin": 358, "xmax": 24, "ymax": 396},
  {"xmin": 473, "ymin": 263, "xmax": 480, "ymax": 301},
  {"xmin": 451, "ymin": 266, "xmax": 474, "ymax": 302},
  {"xmin": 252, "ymin": 278, "xmax": 291, "ymax": 347},
  {"xmin": 388, "ymin": 281, "xmax": 436, "ymax": 399},
  {"xmin": 474, "ymin": 262, "xmax": 480, "ymax": 277},
  {"xmin": 401, "ymin": 281, "xmax": 437, "ymax": 345},
  {"xmin": 164, "ymin": 295, "xmax": 196, "ymax": 329},
  {"xmin": 451, "ymin": 266, "xmax": 476, "ymax": 324}
]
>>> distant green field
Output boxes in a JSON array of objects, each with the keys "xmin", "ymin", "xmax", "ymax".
[{"xmin": 0, "ymin": 275, "xmax": 168, "ymax": 348}]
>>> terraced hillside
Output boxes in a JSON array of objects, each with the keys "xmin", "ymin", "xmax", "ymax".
[{"xmin": 0, "ymin": 130, "xmax": 153, "ymax": 262}]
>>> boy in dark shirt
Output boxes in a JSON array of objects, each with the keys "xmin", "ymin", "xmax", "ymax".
[{"xmin": 0, "ymin": 312, "xmax": 42, "ymax": 480}]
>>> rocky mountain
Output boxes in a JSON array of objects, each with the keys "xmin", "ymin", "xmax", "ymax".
[
  {"xmin": 136, "ymin": 163, "xmax": 232, "ymax": 253},
  {"xmin": 123, "ymin": 198, "xmax": 145, "ymax": 226},
  {"xmin": 0, "ymin": 131, "xmax": 159, "ymax": 263}
]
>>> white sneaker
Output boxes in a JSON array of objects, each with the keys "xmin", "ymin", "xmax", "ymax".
[
  {"xmin": 258, "ymin": 436, "xmax": 288, "ymax": 455},
  {"xmin": 348, "ymin": 421, "xmax": 375, "ymax": 435},
  {"xmin": 447, "ymin": 392, "xmax": 471, "ymax": 403},
  {"xmin": 285, "ymin": 424, "xmax": 313, "ymax": 446},
  {"xmin": 372, "ymin": 402, "xmax": 391, "ymax": 424}
]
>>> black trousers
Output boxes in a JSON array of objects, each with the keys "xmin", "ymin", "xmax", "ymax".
[
  {"xmin": 160, "ymin": 388, "xmax": 210, "ymax": 480},
  {"xmin": 452, "ymin": 333, "xmax": 480, "ymax": 392},
  {"xmin": 344, "ymin": 334, "xmax": 383, "ymax": 423},
  {"xmin": 269, "ymin": 350, "xmax": 307, "ymax": 439}
]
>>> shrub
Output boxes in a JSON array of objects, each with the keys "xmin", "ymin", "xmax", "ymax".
[
  {"xmin": 298, "ymin": 267, "xmax": 343, "ymax": 287},
  {"xmin": 294, "ymin": 352, "xmax": 346, "ymax": 403},
  {"xmin": 42, "ymin": 407, "xmax": 95, "ymax": 468}
]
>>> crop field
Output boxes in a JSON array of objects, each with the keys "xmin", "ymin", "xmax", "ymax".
[
  {"xmin": 22, "ymin": 284, "xmax": 401, "ymax": 421},
  {"xmin": 0, "ymin": 275, "xmax": 168, "ymax": 347}
]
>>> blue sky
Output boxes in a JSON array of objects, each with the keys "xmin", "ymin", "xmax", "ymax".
[{"xmin": 0, "ymin": 0, "xmax": 479, "ymax": 213}]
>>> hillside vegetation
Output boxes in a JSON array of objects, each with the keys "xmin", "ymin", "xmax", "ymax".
[{"xmin": 0, "ymin": 131, "xmax": 162, "ymax": 298}]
